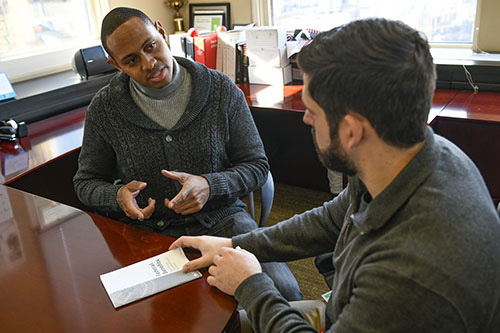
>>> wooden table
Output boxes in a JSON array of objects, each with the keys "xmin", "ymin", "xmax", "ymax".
[
  {"xmin": 1, "ymin": 85, "xmax": 498, "ymax": 203},
  {"xmin": 0, "ymin": 185, "xmax": 238, "ymax": 332},
  {"xmin": 432, "ymin": 90, "xmax": 500, "ymax": 204}
]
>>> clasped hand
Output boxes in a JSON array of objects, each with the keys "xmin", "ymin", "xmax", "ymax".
[
  {"xmin": 116, "ymin": 170, "xmax": 210, "ymax": 220},
  {"xmin": 169, "ymin": 236, "xmax": 262, "ymax": 296}
]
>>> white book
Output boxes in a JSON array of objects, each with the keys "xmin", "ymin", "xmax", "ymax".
[
  {"xmin": 216, "ymin": 30, "xmax": 245, "ymax": 81},
  {"xmin": 100, "ymin": 247, "xmax": 202, "ymax": 308}
]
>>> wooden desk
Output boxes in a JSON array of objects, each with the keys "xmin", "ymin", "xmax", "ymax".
[
  {"xmin": 0, "ymin": 185, "xmax": 237, "ymax": 332},
  {"xmin": 240, "ymin": 85, "xmax": 461, "ymax": 192},
  {"xmin": 1, "ymin": 85, "xmax": 498, "ymax": 203},
  {"xmin": 238, "ymin": 84, "xmax": 330, "ymax": 192},
  {"xmin": 432, "ymin": 91, "xmax": 500, "ymax": 204},
  {"xmin": 0, "ymin": 107, "xmax": 87, "ymax": 210}
]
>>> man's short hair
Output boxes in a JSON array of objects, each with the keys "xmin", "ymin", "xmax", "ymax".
[
  {"xmin": 101, "ymin": 7, "xmax": 155, "ymax": 57},
  {"xmin": 298, "ymin": 18, "xmax": 436, "ymax": 147}
]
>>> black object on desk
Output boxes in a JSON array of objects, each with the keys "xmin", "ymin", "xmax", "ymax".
[
  {"xmin": 72, "ymin": 45, "xmax": 116, "ymax": 80},
  {"xmin": 0, "ymin": 119, "xmax": 28, "ymax": 141}
]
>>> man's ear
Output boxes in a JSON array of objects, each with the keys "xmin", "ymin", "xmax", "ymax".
[
  {"xmin": 342, "ymin": 113, "xmax": 365, "ymax": 149},
  {"xmin": 155, "ymin": 20, "xmax": 168, "ymax": 41},
  {"xmin": 107, "ymin": 56, "xmax": 122, "ymax": 72}
]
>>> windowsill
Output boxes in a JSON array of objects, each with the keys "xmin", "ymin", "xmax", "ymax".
[
  {"xmin": 12, "ymin": 70, "xmax": 84, "ymax": 100},
  {"xmin": 431, "ymin": 47, "xmax": 500, "ymax": 66}
]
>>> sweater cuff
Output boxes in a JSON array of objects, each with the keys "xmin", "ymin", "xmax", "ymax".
[
  {"xmin": 232, "ymin": 233, "xmax": 250, "ymax": 250},
  {"xmin": 235, "ymin": 272, "xmax": 278, "ymax": 308},
  {"xmin": 202, "ymin": 172, "xmax": 228, "ymax": 200},
  {"xmin": 104, "ymin": 184, "xmax": 123, "ymax": 212}
]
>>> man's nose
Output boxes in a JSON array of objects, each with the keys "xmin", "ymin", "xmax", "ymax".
[
  {"xmin": 142, "ymin": 54, "xmax": 156, "ymax": 70},
  {"xmin": 303, "ymin": 110, "xmax": 312, "ymax": 125}
]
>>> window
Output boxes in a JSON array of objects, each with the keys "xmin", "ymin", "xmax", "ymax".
[
  {"xmin": 0, "ymin": 0, "xmax": 108, "ymax": 82},
  {"xmin": 271, "ymin": 0, "xmax": 477, "ymax": 44}
]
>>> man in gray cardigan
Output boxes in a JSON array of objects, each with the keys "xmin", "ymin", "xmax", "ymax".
[
  {"xmin": 170, "ymin": 19, "xmax": 500, "ymax": 332},
  {"xmin": 73, "ymin": 7, "xmax": 302, "ymax": 301}
]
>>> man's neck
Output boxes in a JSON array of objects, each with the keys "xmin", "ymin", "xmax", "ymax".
[{"xmin": 357, "ymin": 140, "xmax": 425, "ymax": 199}]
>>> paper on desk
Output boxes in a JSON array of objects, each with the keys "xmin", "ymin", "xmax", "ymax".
[{"xmin": 100, "ymin": 247, "xmax": 202, "ymax": 308}]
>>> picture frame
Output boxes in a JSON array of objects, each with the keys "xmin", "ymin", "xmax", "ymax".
[{"xmin": 189, "ymin": 3, "xmax": 231, "ymax": 32}]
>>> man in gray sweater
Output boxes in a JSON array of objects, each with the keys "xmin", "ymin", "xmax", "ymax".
[
  {"xmin": 170, "ymin": 19, "xmax": 500, "ymax": 332},
  {"xmin": 73, "ymin": 7, "xmax": 301, "ymax": 301}
]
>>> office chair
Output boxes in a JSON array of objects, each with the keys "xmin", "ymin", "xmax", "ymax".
[{"xmin": 247, "ymin": 170, "xmax": 274, "ymax": 227}]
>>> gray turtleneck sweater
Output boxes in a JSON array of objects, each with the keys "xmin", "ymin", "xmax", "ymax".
[
  {"xmin": 130, "ymin": 58, "xmax": 192, "ymax": 130},
  {"xmin": 73, "ymin": 57, "xmax": 269, "ymax": 231}
]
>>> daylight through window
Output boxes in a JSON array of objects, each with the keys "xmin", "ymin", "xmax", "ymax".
[{"xmin": 271, "ymin": 0, "xmax": 477, "ymax": 44}]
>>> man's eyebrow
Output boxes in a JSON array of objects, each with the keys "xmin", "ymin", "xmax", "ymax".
[{"xmin": 119, "ymin": 38, "xmax": 152, "ymax": 62}]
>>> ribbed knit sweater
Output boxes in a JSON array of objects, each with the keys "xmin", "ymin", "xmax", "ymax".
[{"xmin": 73, "ymin": 57, "xmax": 269, "ymax": 230}]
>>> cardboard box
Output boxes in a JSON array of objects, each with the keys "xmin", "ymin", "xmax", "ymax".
[
  {"xmin": 249, "ymin": 64, "xmax": 292, "ymax": 85},
  {"xmin": 246, "ymin": 27, "xmax": 286, "ymax": 49},
  {"xmin": 248, "ymin": 46, "xmax": 289, "ymax": 68}
]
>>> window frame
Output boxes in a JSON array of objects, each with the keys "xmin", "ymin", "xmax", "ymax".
[{"xmin": 253, "ymin": 0, "xmax": 499, "ymax": 53}]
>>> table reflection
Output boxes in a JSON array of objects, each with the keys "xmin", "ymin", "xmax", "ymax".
[
  {"xmin": 0, "ymin": 186, "xmax": 24, "ymax": 276},
  {"xmin": 0, "ymin": 185, "xmax": 236, "ymax": 332}
]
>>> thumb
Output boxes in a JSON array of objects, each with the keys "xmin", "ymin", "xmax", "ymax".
[
  {"xmin": 127, "ymin": 180, "xmax": 147, "ymax": 191},
  {"xmin": 161, "ymin": 170, "xmax": 186, "ymax": 183},
  {"xmin": 182, "ymin": 256, "xmax": 211, "ymax": 272}
]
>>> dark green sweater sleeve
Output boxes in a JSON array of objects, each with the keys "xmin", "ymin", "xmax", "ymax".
[{"xmin": 235, "ymin": 273, "xmax": 317, "ymax": 333}]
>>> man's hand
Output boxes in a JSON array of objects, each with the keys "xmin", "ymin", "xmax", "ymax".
[
  {"xmin": 207, "ymin": 246, "xmax": 262, "ymax": 296},
  {"xmin": 169, "ymin": 236, "xmax": 232, "ymax": 272},
  {"xmin": 162, "ymin": 170, "xmax": 210, "ymax": 215},
  {"xmin": 117, "ymin": 180, "xmax": 155, "ymax": 221}
]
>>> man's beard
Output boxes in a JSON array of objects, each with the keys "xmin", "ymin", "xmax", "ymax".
[{"xmin": 312, "ymin": 128, "xmax": 357, "ymax": 176}]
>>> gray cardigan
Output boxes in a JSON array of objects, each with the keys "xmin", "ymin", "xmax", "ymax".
[
  {"xmin": 233, "ymin": 127, "xmax": 500, "ymax": 332},
  {"xmin": 74, "ymin": 57, "xmax": 269, "ymax": 230}
]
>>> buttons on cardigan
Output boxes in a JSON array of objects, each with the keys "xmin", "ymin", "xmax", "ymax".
[
  {"xmin": 157, "ymin": 221, "xmax": 165, "ymax": 227},
  {"xmin": 165, "ymin": 135, "xmax": 173, "ymax": 142}
]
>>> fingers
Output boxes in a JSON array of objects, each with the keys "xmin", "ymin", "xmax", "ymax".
[
  {"xmin": 169, "ymin": 236, "xmax": 233, "ymax": 272},
  {"xmin": 161, "ymin": 170, "xmax": 186, "ymax": 182},
  {"xmin": 183, "ymin": 256, "xmax": 212, "ymax": 272},
  {"xmin": 141, "ymin": 198, "xmax": 156, "ymax": 219},
  {"xmin": 117, "ymin": 180, "xmax": 154, "ymax": 221},
  {"xmin": 204, "ymin": 247, "xmax": 261, "ymax": 296},
  {"xmin": 169, "ymin": 236, "xmax": 200, "ymax": 251},
  {"xmin": 165, "ymin": 197, "xmax": 203, "ymax": 215},
  {"xmin": 126, "ymin": 180, "xmax": 147, "ymax": 191}
]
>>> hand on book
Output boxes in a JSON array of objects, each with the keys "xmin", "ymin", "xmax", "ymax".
[
  {"xmin": 207, "ymin": 246, "xmax": 262, "ymax": 296},
  {"xmin": 169, "ymin": 235, "xmax": 232, "ymax": 272}
]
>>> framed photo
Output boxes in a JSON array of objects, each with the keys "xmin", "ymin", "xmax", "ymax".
[{"xmin": 189, "ymin": 3, "xmax": 231, "ymax": 32}]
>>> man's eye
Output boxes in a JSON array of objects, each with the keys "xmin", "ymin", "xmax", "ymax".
[{"xmin": 126, "ymin": 57, "xmax": 136, "ymax": 65}]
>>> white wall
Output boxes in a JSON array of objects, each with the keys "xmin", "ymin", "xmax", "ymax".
[
  {"xmin": 476, "ymin": 0, "xmax": 500, "ymax": 52},
  {"xmin": 109, "ymin": 0, "xmax": 253, "ymax": 35}
]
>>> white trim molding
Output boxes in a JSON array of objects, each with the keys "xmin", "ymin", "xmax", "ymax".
[{"xmin": 251, "ymin": 0, "xmax": 271, "ymax": 26}]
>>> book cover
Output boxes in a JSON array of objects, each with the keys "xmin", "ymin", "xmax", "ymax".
[
  {"xmin": 194, "ymin": 32, "xmax": 218, "ymax": 69},
  {"xmin": 100, "ymin": 247, "xmax": 202, "ymax": 308},
  {"xmin": 216, "ymin": 30, "xmax": 245, "ymax": 81}
]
